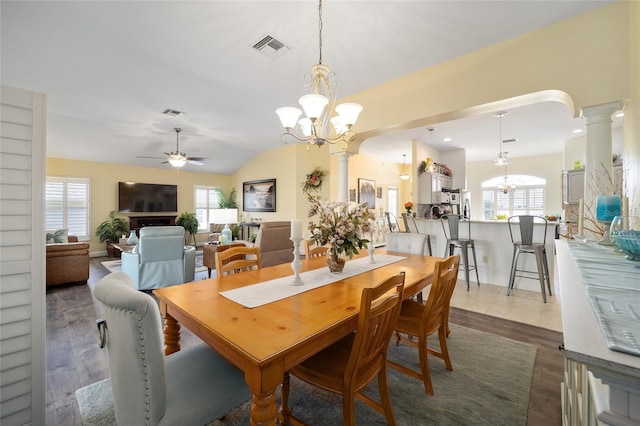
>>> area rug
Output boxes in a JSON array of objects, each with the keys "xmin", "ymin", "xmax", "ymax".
[
  {"xmin": 76, "ymin": 324, "xmax": 535, "ymax": 426},
  {"xmin": 101, "ymin": 251, "xmax": 208, "ymax": 280}
]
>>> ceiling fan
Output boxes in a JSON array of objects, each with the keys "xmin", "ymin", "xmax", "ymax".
[{"xmin": 137, "ymin": 127, "xmax": 210, "ymax": 168}]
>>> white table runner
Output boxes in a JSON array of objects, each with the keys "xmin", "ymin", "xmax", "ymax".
[{"xmin": 220, "ymin": 254, "xmax": 407, "ymax": 308}]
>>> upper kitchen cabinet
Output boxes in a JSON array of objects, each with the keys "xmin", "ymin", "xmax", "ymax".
[
  {"xmin": 563, "ymin": 164, "xmax": 623, "ymax": 204},
  {"xmin": 418, "ymin": 172, "xmax": 453, "ymax": 204},
  {"xmin": 563, "ymin": 169, "xmax": 584, "ymax": 204}
]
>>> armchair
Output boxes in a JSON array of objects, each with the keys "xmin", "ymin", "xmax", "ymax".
[
  {"xmin": 253, "ymin": 221, "xmax": 294, "ymax": 267},
  {"xmin": 121, "ymin": 226, "xmax": 196, "ymax": 291}
]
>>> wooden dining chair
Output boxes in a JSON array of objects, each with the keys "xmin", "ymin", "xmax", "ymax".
[
  {"xmin": 203, "ymin": 241, "xmax": 246, "ymax": 277},
  {"xmin": 388, "ymin": 255, "xmax": 460, "ymax": 396},
  {"xmin": 215, "ymin": 246, "xmax": 261, "ymax": 276},
  {"xmin": 280, "ymin": 272, "xmax": 405, "ymax": 426},
  {"xmin": 304, "ymin": 239, "xmax": 329, "ymax": 258}
]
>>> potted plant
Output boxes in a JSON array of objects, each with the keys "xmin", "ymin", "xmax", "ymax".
[
  {"xmin": 96, "ymin": 210, "xmax": 130, "ymax": 257},
  {"xmin": 216, "ymin": 187, "xmax": 238, "ymax": 209},
  {"xmin": 176, "ymin": 212, "xmax": 199, "ymax": 247}
]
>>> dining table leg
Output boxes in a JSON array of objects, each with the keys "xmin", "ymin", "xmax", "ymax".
[
  {"xmin": 250, "ymin": 389, "xmax": 278, "ymax": 426},
  {"xmin": 160, "ymin": 309, "xmax": 181, "ymax": 355}
]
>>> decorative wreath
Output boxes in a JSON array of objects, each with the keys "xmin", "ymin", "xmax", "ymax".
[{"xmin": 302, "ymin": 166, "xmax": 327, "ymax": 194}]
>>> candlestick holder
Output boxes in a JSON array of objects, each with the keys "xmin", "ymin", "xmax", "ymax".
[
  {"xmin": 289, "ymin": 236, "xmax": 303, "ymax": 286},
  {"xmin": 368, "ymin": 232, "xmax": 376, "ymax": 264}
]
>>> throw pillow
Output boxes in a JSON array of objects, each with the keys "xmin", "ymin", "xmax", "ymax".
[{"xmin": 46, "ymin": 228, "xmax": 69, "ymax": 244}]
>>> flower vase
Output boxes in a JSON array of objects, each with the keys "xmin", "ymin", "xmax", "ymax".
[{"xmin": 327, "ymin": 249, "xmax": 346, "ymax": 273}]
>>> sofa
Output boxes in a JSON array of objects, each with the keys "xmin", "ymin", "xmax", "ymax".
[
  {"xmin": 121, "ymin": 226, "xmax": 196, "ymax": 290},
  {"xmin": 254, "ymin": 221, "xmax": 294, "ymax": 267},
  {"xmin": 46, "ymin": 235, "xmax": 90, "ymax": 286}
]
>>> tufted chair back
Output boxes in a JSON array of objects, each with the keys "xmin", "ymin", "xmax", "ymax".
[
  {"xmin": 94, "ymin": 272, "xmax": 167, "ymax": 425},
  {"xmin": 385, "ymin": 232, "xmax": 428, "ymax": 255}
]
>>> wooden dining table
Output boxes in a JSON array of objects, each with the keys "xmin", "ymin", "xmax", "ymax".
[{"xmin": 153, "ymin": 250, "xmax": 442, "ymax": 425}]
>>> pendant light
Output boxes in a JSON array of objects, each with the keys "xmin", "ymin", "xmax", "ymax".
[
  {"xmin": 493, "ymin": 112, "xmax": 509, "ymax": 166},
  {"xmin": 399, "ymin": 154, "xmax": 410, "ymax": 180}
]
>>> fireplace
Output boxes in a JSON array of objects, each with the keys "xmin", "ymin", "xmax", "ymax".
[{"xmin": 129, "ymin": 215, "xmax": 176, "ymax": 234}]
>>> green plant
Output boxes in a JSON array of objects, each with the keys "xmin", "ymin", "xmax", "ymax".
[
  {"xmin": 96, "ymin": 210, "xmax": 129, "ymax": 243},
  {"xmin": 231, "ymin": 224, "xmax": 240, "ymax": 239},
  {"xmin": 176, "ymin": 212, "xmax": 199, "ymax": 246},
  {"xmin": 217, "ymin": 188, "xmax": 238, "ymax": 209}
]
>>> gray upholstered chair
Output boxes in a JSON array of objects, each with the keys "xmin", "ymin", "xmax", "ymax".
[
  {"xmin": 121, "ymin": 226, "xmax": 196, "ymax": 290},
  {"xmin": 253, "ymin": 221, "xmax": 294, "ymax": 267},
  {"xmin": 386, "ymin": 232, "xmax": 429, "ymax": 256},
  {"xmin": 93, "ymin": 272, "xmax": 251, "ymax": 425}
]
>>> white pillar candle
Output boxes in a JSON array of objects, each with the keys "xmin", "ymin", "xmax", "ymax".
[
  {"xmin": 578, "ymin": 198, "xmax": 584, "ymax": 236},
  {"xmin": 622, "ymin": 196, "xmax": 629, "ymax": 228},
  {"xmin": 291, "ymin": 220, "xmax": 302, "ymax": 239}
]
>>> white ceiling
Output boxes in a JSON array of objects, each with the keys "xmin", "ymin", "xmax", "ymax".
[{"xmin": 1, "ymin": 0, "xmax": 618, "ymax": 174}]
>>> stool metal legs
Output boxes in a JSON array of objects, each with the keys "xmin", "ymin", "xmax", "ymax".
[
  {"xmin": 445, "ymin": 239, "xmax": 480, "ymax": 291},
  {"xmin": 507, "ymin": 245, "xmax": 552, "ymax": 302}
]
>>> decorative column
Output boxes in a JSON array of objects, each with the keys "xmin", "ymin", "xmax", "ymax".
[
  {"xmin": 335, "ymin": 151, "xmax": 352, "ymax": 203},
  {"xmin": 581, "ymin": 101, "xmax": 621, "ymax": 238}
]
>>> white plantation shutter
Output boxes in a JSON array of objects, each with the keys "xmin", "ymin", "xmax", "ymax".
[
  {"xmin": 45, "ymin": 177, "xmax": 90, "ymax": 238},
  {"xmin": 482, "ymin": 186, "xmax": 545, "ymax": 217},
  {"xmin": 194, "ymin": 186, "xmax": 221, "ymax": 232},
  {"xmin": 496, "ymin": 191, "xmax": 510, "ymax": 217},
  {"xmin": 482, "ymin": 190, "xmax": 495, "ymax": 220},
  {"xmin": 512, "ymin": 189, "xmax": 527, "ymax": 215},
  {"xmin": 529, "ymin": 188, "xmax": 545, "ymax": 215},
  {"xmin": 1, "ymin": 85, "xmax": 46, "ymax": 425}
]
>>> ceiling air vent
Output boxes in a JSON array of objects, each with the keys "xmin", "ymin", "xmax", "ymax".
[
  {"xmin": 251, "ymin": 34, "xmax": 291, "ymax": 59},
  {"xmin": 502, "ymin": 138, "xmax": 518, "ymax": 143},
  {"xmin": 163, "ymin": 109, "xmax": 186, "ymax": 117}
]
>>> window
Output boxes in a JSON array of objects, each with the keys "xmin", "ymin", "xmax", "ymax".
[
  {"xmin": 481, "ymin": 175, "xmax": 545, "ymax": 219},
  {"xmin": 46, "ymin": 177, "xmax": 91, "ymax": 239},
  {"xmin": 388, "ymin": 187, "xmax": 398, "ymax": 218},
  {"xmin": 194, "ymin": 186, "xmax": 221, "ymax": 232}
]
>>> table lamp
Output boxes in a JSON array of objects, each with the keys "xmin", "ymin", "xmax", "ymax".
[
  {"xmin": 595, "ymin": 195, "xmax": 621, "ymax": 245},
  {"xmin": 212, "ymin": 208, "xmax": 238, "ymax": 245}
]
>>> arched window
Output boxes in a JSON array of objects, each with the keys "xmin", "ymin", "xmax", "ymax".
[{"xmin": 481, "ymin": 175, "xmax": 546, "ymax": 219}]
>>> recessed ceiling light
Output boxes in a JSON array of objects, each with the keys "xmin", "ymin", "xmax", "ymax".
[
  {"xmin": 572, "ymin": 129, "xmax": 583, "ymax": 133},
  {"xmin": 443, "ymin": 137, "xmax": 452, "ymax": 142}
]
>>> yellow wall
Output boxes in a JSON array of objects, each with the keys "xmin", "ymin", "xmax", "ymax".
[
  {"xmin": 624, "ymin": 0, "xmax": 640, "ymax": 214},
  {"xmin": 46, "ymin": 157, "xmax": 233, "ymax": 253}
]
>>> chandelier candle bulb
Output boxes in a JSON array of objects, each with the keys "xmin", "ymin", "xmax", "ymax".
[{"xmin": 291, "ymin": 220, "xmax": 302, "ymax": 240}]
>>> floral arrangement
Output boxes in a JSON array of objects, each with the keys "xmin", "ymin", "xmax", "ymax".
[
  {"xmin": 404, "ymin": 201, "xmax": 413, "ymax": 214},
  {"xmin": 308, "ymin": 197, "xmax": 373, "ymax": 259}
]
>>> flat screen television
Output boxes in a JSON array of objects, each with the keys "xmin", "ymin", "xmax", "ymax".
[{"xmin": 118, "ymin": 182, "xmax": 178, "ymax": 213}]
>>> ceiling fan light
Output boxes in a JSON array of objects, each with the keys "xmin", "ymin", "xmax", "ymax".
[
  {"xmin": 168, "ymin": 155, "xmax": 187, "ymax": 168},
  {"xmin": 334, "ymin": 102, "xmax": 363, "ymax": 126},
  {"xmin": 298, "ymin": 94, "xmax": 328, "ymax": 120},
  {"xmin": 276, "ymin": 106, "xmax": 302, "ymax": 129}
]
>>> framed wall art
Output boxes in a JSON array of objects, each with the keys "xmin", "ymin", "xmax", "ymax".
[
  {"xmin": 243, "ymin": 179, "xmax": 276, "ymax": 212},
  {"xmin": 358, "ymin": 178, "xmax": 376, "ymax": 209}
]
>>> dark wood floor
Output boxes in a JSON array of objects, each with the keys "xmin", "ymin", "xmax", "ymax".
[{"xmin": 45, "ymin": 257, "xmax": 564, "ymax": 425}]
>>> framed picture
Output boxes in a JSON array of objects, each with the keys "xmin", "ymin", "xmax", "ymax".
[
  {"xmin": 358, "ymin": 178, "xmax": 376, "ymax": 209},
  {"xmin": 349, "ymin": 189, "xmax": 356, "ymax": 202},
  {"xmin": 243, "ymin": 179, "xmax": 276, "ymax": 212}
]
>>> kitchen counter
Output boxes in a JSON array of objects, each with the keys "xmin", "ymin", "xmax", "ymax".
[{"xmin": 413, "ymin": 217, "xmax": 558, "ymax": 292}]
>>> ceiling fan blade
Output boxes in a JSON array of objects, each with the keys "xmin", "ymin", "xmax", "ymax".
[
  {"xmin": 137, "ymin": 155, "xmax": 167, "ymax": 160},
  {"xmin": 186, "ymin": 156, "xmax": 210, "ymax": 162},
  {"xmin": 187, "ymin": 160, "xmax": 204, "ymax": 166}
]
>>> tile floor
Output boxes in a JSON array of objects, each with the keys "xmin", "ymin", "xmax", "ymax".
[{"xmin": 449, "ymin": 279, "xmax": 563, "ymax": 333}]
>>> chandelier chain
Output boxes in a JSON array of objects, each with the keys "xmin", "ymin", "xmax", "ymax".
[{"xmin": 318, "ymin": 0, "xmax": 323, "ymax": 65}]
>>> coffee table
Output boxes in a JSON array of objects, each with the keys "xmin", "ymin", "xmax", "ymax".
[{"xmin": 111, "ymin": 243, "xmax": 135, "ymax": 259}]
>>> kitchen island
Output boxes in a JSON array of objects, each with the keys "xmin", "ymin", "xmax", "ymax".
[{"xmin": 414, "ymin": 218, "xmax": 559, "ymax": 294}]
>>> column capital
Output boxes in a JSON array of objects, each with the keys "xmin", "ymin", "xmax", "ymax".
[
  {"xmin": 581, "ymin": 101, "xmax": 622, "ymax": 120},
  {"xmin": 332, "ymin": 151, "xmax": 353, "ymax": 160}
]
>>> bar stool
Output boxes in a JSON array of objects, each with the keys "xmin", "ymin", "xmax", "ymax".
[
  {"xmin": 507, "ymin": 215, "xmax": 552, "ymax": 303},
  {"xmin": 402, "ymin": 213, "xmax": 432, "ymax": 255},
  {"xmin": 385, "ymin": 211, "xmax": 401, "ymax": 233},
  {"xmin": 441, "ymin": 214, "xmax": 479, "ymax": 290}
]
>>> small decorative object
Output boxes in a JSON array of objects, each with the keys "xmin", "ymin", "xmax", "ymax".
[
  {"xmin": 610, "ymin": 216, "xmax": 640, "ymax": 260},
  {"xmin": 220, "ymin": 225, "xmax": 233, "ymax": 245},
  {"xmin": 404, "ymin": 201, "xmax": 413, "ymax": 215},
  {"xmin": 368, "ymin": 222, "xmax": 376, "ymax": 264},
  {"xmin": 308, "ymin": 197, "xmax": 373, "ymax": 273},
  {"xmin": 290, "ymin": 220, "xmax": 303, "ymax": 285},
  {"xmin": 301, "ymin": 166, "xmax": 327, "ymax": 194},
  {"xmin": 574, "ymin": 160, "xmax": 581, "ymax": 170},
  {"xmin": 595, "ymin": 195, "xmax": 621, "ymax": 245},
  {"xmin": 126, "ymin": 231, "xmax": 138, "ymax": 245}
]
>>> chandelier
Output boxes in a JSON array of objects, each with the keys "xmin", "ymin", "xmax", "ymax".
[
  {"xmin": 497, "ymin": 165, "xmax": 517, "ymax": 194},
  {"xmin": 399, "ymin": 154, "xmax": 410, "ymax": 180},
  {"xmin": 275, "ymin": 0, "xmax": 363, "ymax": 148},
  {"xmin": 493, "ymin": 111, "xmax": 509, "ymax": 166}
]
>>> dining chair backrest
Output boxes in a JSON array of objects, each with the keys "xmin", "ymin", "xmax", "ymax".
[
  {"xmin": 215, "ymin": 246, "xmax": 261, "ymax": 275},
  {"xmin": 508, "ymin": 215, "xmax": 548, "ymax": 246},
  {"xmin": 422, "ymin": 255, "xmax": 461, "ymax": 335},
  {"xmin": 349, "ymin": 271, "xmax": 405, "ymax": 378},
  {"xmin": 441, "ymin": 214, "xmax": 470, "ymax": 241},
  {"xmin": 402, "ymin": 213, "xmax": 419, "ymax": 233},
  {"xmin": 385, "ymin": 232, "xmax": 428, "ymax": 255},
  {"xmin": 304, "ymin": 239, "xmax": 329, "ymax": 258},
  {"xmin": 385, "ymin": 212, "xmax": 400, "ymax": 232}
]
